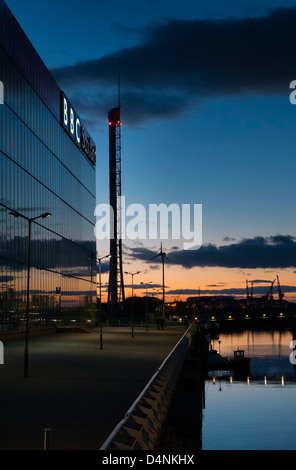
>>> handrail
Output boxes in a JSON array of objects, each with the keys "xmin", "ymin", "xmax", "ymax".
[{"xmin": 100, "ymin": 324, "xmax": 194, "ymax": 450}]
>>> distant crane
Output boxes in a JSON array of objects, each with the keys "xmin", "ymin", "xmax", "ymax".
[
  {"xmin": 266, "ymin": 279, "xmax": 276, "ymax": 300},
  {"xmin": 250, "ymin": 281, "xmax": 254, "ymax": 299},
  {"xmin": 277, "ymin": 275, "xmax": 284, "ymax": 301},
  {"xmin": 246, "ymin": 280, "xmax": 249, "ymax": 299}
]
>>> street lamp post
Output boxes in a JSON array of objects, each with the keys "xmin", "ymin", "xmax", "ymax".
[
  {"xmin": 140, "ymin": 281, "xmax": 153, "ymax": 331},
  {"xmin": 150, "ymin": 243, "xmax": 169, "ymax": 322},
  {"xmin": 9, "ymin": 210, "xmax": 51, "ymax": 377},
  {"xmin": 124, "ymin": 271, "xmax": 141, "ymax": 338},
  {"xmin": 97, "ymin": 254, "xmax": 111, "ymax": 349}
]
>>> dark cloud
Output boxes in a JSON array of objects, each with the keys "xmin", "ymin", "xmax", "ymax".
[
  {"xmin": 128, "ymin": 235, "xmax": 296, "ymax": 269},
  {"xmin": 52, "ymin": 8, "xmax": 296, "ymax": 124},
  {"xmin": 97, "ymin": 261, "xmax": 110, "ymax": 274},
  {"xmin": 166, "ymin": 285, "xmax": 296, "ymax": 296},
  {"xmin": 206, "ymin": 283, "xmax": 226, "ymax": 287},
  {"xmin": 0, "ymin": 275, "xmax": 14, "ymax": 283},
  {"xmin": 223, "ymin": 236, "xmax": 236, "ymax": 242},
  {"xmin": 125, "ymin": 283, "xmax": 164, "ymax": 290},
  {"xmin": 1, "ymin": 236, "xmax": 96, "ymax": 279}
]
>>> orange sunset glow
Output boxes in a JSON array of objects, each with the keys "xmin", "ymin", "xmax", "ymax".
[{"xmin": 98, "ymin": 261, "xmax": 296, "ymax": 304}]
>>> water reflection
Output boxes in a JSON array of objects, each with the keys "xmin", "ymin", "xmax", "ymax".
[
  {"xmin": 209, "ymin": 329, "xmax": 294, "ymax": 378},
  {"xmin": 202, "ymin": 328, "xmax": 296, "ymax": 450}
]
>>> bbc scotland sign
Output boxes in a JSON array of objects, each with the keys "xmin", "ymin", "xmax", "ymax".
[{"xmin": 61, "ymin": 91, "xmax": 96, "ymax": 165}]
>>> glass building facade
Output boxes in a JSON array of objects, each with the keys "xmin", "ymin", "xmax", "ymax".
[{"xmin": 0, "ymin": 0, "xmax": 97, "ymax": 329}]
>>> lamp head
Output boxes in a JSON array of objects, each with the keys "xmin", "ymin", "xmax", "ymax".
[{"xmin": 9, "ymin": 211, "xmax": 19, "ymax": 218}]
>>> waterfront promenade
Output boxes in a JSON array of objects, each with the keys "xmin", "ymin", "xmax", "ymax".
[{"xmin": 0, "ymin": 325, "xmax": 185, "ymax": 450}]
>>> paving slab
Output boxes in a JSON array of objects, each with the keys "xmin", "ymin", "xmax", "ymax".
[{"xmin": 0, "ymin": 326, "xmax": 185, "ymax": 450}]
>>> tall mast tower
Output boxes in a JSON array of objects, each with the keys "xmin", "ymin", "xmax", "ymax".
[{"xmin": 108, "ymin": 61, "xmax": 125, "ymax": 312}]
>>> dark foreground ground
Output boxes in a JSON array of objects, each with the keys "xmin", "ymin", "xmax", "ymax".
[{"xmin": 0, "ymin": 325, "xmax": 185, "ymax": 450}]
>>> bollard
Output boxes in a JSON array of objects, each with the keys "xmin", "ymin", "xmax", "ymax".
[{"xmin": 43, "ymin": 428, "xmax": 52, "ymax": 450}]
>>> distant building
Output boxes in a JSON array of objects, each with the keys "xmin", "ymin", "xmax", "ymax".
[{"xmin": 0, "ymin": 1, "xmax": 97, "ymax": 325}]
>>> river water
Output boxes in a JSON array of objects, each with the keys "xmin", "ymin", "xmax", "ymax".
[{"xmin": 202, "ymin": 328, "xmax": 296, "ymax": 450}]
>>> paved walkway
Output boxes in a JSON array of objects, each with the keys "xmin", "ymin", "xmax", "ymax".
[{"xmin": 0, "ymin": 325, "xmax": 185, "ymax": 450}]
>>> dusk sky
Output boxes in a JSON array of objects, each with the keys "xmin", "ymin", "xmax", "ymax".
[{"xmin": 5, "ymin": 0, "xmax": 296, "ymax": 301}]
